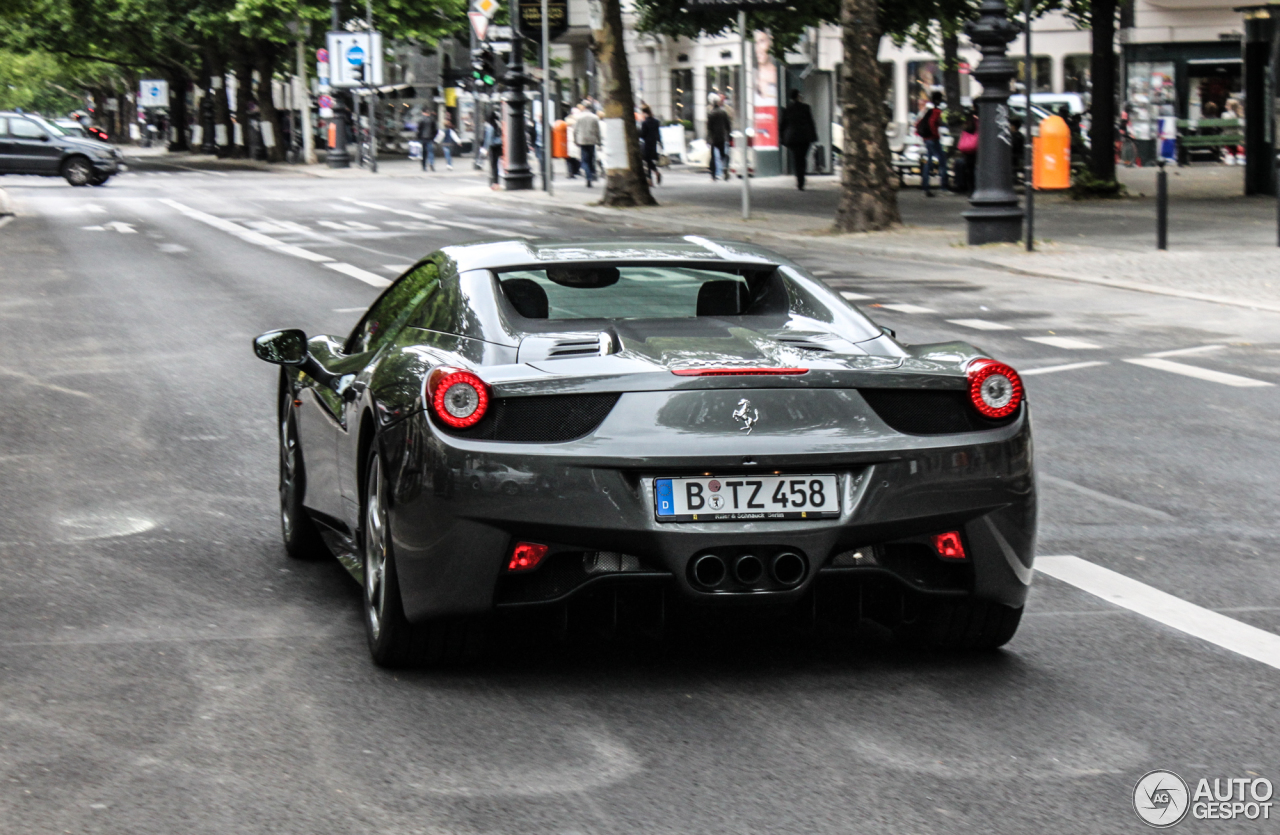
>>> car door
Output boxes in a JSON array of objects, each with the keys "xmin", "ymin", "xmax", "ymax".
[
  {"xmin": 336, "ymin": 260, "xmax": 445, "ymax": 528},
  {"xmin": 0, "ymin": 119, "xmax": 13, "ymax": 172},
  {"xmin": 293, "ymin": 335, "xmax": 353, "ymax": 527},
  {"xmin": 7, "ymin": 117, "xmax": 59, "ymax": 173}
]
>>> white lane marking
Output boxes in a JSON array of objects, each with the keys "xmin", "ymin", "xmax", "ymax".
[
  {"xmin": 331, "ymin": 204, "xmax": 366, "ymax": 214},
  {"xmin": 383, "ymin": 264, "xmax": 412, "ymax": 272},
  {"xmin": 81, "ymin": 225, "xmax": 105, "ymax": 231},
  {"xmin": 156, "ymin": 242, "xmax": 188, "ymax": 253},
  {"xmin": 440, "ymin": 219, "xmax": 533, "ymax": 238},
  {"xmin": 159, "ymin": 199, "xmax": 334, "ymax": 263},
  {"xmin": 947, "ymin": 318, "xmax": 1014, "ymax": 331},
  {"xmin": 1024, "ymin": 335, "xmax": 1101, "ymax": 350},
  {"xmin": 343, "ymin": 198, "xmax": 437, "ymax": 221},
  {"xmin": 1038, "ymin": 474, "xmax": 1175, "ymax": 520},
  {"xmin": 1037, "ymin": 556, "xmax": 1280, "ymax": 671},
  {"xmin": 104, "ymin": 221, "xmax": 136, "ymax": 233},
  {"xmin": 323, "ymin": 262, "xmax": 391, "ymax": 288},
  {"xmin": 317, "ymin": 220, "xmax": 379, "ymax": 231},
  {"xmin": 878, "ymin": 303, "xmax": 936, "ymax": 314},
  {"xmin": 1021, "ymin": 360, "xmax": 1108, "ymax": 376},
  {"xmin": 1145, "ymin": 344, "xmax": 1226, "ymax": 358},
  {"xmin": 333, "ymin": 307, "xmax": 367, "ymax": 313},
  {"xmin": 0, "ymin": 216, "xmax": 13, "ymax": 230},
  {"xmin": 420, "ymin": 202, "xmax": 448, "ymax": 209},
  {"xmin": 1124, "ymin": 357, "xmax": 1273, "ymax": 388},
  {"xmin": 839, "ymin": 291, "xmax": 871, "ymax": 301},
  {"xmin": 245, "ymin": 220, "xmax": 292, "ymax": 233},
  {"xmin": 810, "ymin": 269, "xmax": 835, "ymax": 276},
  {"xmin": 385, "ymin": 220, "xmax": 446, "ymax": 231}
]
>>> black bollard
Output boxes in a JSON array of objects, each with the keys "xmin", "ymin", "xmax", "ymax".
[{"xmin": 1156, "ymin": 160, "xmax": 1168, "ymax": 250}]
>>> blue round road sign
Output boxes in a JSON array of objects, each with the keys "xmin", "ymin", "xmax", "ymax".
[{"xmin": 346, "ymin": 45, "xmax": 364, "ymax": 66}]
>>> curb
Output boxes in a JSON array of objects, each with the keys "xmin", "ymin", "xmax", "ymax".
[
  {"xmin": 0, "ymin": 187, "xmax": 12, "ymax": 216},
  {"xmin": 501, "ymin": 192, "xmax": 1280, "ymax": 317}
]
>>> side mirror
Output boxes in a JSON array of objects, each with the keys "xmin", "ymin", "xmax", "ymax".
[
  {"xmin": 254, "ymin": 329, "xmax": 308, "ymax": 365},
  {"xmin": 880, "ymin": 325, "xmax": 897, "ymax": 339}
]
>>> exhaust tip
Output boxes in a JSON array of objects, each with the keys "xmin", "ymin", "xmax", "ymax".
[
  {"xmin": 692, "ymin": 554, "xmax": 727, "ymax": 588},
  {"xmin": 733, "ymin": 554, "xmax": 765, "ymax": 586},
  {"xmin": 771, "ymin": 552, "xmax": 807, "ymax": 586}
]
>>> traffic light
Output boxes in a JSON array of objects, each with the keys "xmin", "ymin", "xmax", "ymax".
[
  {"xmin": 353, "ymin": 63, "xmax": 365, "ymax": 85},
  {"xmin": 471, "ymin": 48, "xmax": 496, "ymax": 88}
]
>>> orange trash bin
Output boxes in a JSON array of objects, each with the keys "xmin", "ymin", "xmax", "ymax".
[
  {"xmin": 552, "ymin": 120, "xmax": 568, "ymax": 159},
  {"xmin": 1033, "ymin": 115, "xmax": 1071, "ymax": 190}
]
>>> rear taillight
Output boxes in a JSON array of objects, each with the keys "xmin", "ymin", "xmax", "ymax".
[
  {"xmin": 428, "ymin": 367, "xmax": 490, "ymax": 428},
  {"xmin": 508, "ymin": 542, "xmax": 549, "ymax": 572},
  {"xmin": 966, "ymin": 359, "xmax": 1023, "ymax": 418},
  {"xmin": 933, "ymin": 531, "xmax": 967, "ymax": 560}
]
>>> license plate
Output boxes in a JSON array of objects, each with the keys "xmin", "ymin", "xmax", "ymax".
[{"xmin": 654, "ymin": 474, "xmax": 839, "ymax": 522}]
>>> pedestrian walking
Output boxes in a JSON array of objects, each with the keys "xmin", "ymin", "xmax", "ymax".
[
  {"xmin": 574, "ymin": 103, "xmax": 600, "ymax": 188},
  {"xmin": 706, "ymin": 95, "xmax": 731, "ymax": 181},
  {"xmin": 436, "ymin": 116, "xmax": 460, "ymax": 170},
  {"xmin": 779, "ymin": 89, "xmax": 817, "ymax": 191},
  {"xmin": 485, "ymin": 112, "xmax": 503, "ymax": 190},
  {"xmin": 915, "ymin": 90, "xmax": 948, "ymax": 196},
  {"xmin": 954, "ymin": 111, "xmax": 978, "ymax": 196},
  {"xmin": 416, "ymin": 107, "xmax": 437, "ymax": 171},
  {"xmin": 639, "ymin": 105, "xmax": 662, "ymax": 186},
  {"xmin": 564, "ymin": 105, "xmax": 581, "ymax": 178}
]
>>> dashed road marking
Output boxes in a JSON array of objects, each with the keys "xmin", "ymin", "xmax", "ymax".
[
  {"xmin": 159, "ymin": 198, "xmax": 334, "ymax": 263},
  {"xmin": 1021, "ymin": 360, "xmax": 1108, "ymax": 376},
  {"xmin": 343, "ymin": 198, "xmax": 437, "ymax": 221},
  {"xmin": 437, "ymin": 219, "xmax": 533, "ymax": 238},
  {"xmin": 385, "ymin": 220, "xmax": 446, "ymax": 231},
  {"xmin": 323, "ymin": 262, "xmax": 391, "ymax": 288},
  {"xmin": 333, "ymin": 307, "xmax": 366, "ymax": 313},
  {"xmin": 1145, "ymin": 344, "xmax": 1226, "ymax": 358},
  {"xmin": 318, "ymin": 220, "xmax": 379, "ymax": 231},
  {"xmin": 947, "ymin": 318, "xmax": 1014, "ymax": 331},
  {"xmin": 839, "ymin": 291, "xmax": 871, "ymax": 301},
  {"xmin": 1124, "ymin": 357, "xmax": 1272, "ymax": 388},
  {"xmin": 810, "ymin": 269, "xmax": 835, "ymax": 276},
  {"xmin": 878, "ymin": 303, "xmax": 936, "ymax": 314},
  {"xmin": 1024, "ymin": 335, "xmax": 1101, "ymax": 350},
  {"xmin": 1037, "ymin": 556, "xmax": 1280, "ymax": 671},
  {"xmin": 383, "ymin": 264, "xmax": 412, "ymax": 273}
]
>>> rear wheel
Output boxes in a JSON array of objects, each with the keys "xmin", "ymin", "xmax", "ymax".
[
  {"xmin": 279, "ymin": 392, "xmax": 327, "ymax": 559},
  {"xmin": 62, "ymin": 156, "xmax": 94, "ymax": 186},
  {"xmin": 362, "ymin": 449, "xmax": 484, "ymax": 667},
  {"xmin": 912, "ymin": 599, "xmax": 1023, "ymax": 650},
  {"xmin": 89, "ymin": 172, "xmax": 111, "ymax": 186}
]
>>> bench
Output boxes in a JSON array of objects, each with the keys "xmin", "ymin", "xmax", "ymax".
[{"xmin": 1177, "ymin": 118, "xmax": 1244, "ymax": 153}]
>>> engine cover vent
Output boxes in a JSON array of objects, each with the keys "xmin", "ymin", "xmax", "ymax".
[{"xmin": 517, "ymin": 332, "xmax": 613, "ymax": 363}]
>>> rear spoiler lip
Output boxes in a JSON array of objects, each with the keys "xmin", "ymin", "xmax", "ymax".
[{"xmin": 484, "ymin": 367, "xmax": 970, "ymax": 398}]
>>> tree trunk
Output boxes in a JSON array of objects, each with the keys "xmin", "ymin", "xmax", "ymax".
[
  {"xmin": 1089, "ymin": 0, "xmax": 1118, "ymax": 182},
  {"xmin": 232, "ymin": 47, "xmax": 253, "ymax": 158},
  {"xmin": 167, "ymin": 69, "xmax": 190, "ymax": 152},
  {"xmin": 593, "ymin": 0, "xmax": 656, "ymax": 207},
  {"xmin": 255, "ymin": 44, "xmax": 283, "ymax": 163},
  {"xmin": 941, "ymin": 25, "xmax": 964, "ymax": 134},
  {"xmin": 833, "ymin": 0, "xmax": 900, "ymax": 232},
  {"xmin": 208, "ymin": 48, "xmax": 233, "ymax": 157}
]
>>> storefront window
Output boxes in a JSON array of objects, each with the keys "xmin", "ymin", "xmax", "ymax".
[
  {"xmin": 706, "ymin": 66, "xmax": 740, "ymax": 121},
  {"xmin": 671, "ymin": 69, "xmax": 693, "ymax": 125},
  {"xmin": 1126, "ymin": 61, "xmax": 1176, "ymax": 139},
  {"xmin": 1186, "ymin": 59, "xmax": 1243, "ymax": 120},
  {"xmin": 1013, "ymin": 56, "xmax": 1053, "ymax": 94},
  {"xmin": 1063, "ymin": 54, "xmax": 1091, "ymax": 100}
]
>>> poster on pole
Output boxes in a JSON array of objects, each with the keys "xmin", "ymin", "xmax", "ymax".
[
  {"xmin": 326, "ymin": 32, "xmax": 383, "ymax": 88},
  {"xmin": 751, "ymin": 31, "xmax": 777, "ymax": 149}
]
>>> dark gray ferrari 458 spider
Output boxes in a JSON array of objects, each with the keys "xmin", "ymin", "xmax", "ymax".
[{"xmin": 253, "ymin": 237, "xmax": 1036, "ymax": 666}]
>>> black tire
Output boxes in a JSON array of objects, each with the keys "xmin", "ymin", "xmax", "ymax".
[
  {"xmin": 913, "ymin": 599, "xmax": 1023, "ymax": 650},
  {"xmin": 89, "ymin": 173, "xmax": 111, "ymax": 186},
  {"xmin": 362, "ymin": 447, "xmax": 484, "ymax": 667},
  {"xmin": 279, "ymin": 390, "xmax": 327, "ymax": 559},
  {"xmin": 62, "ymin": 156, "xmax": 94, "ymax": 186}
]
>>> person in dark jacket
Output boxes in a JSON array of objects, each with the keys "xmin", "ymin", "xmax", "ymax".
[
  {"xmin": 415, "ymin": 107, "xmax": 437, "ymax": 171},
  {"xmin": 779, "ymin": 88, "xmax": 818, "ymax": 190},
  {"xmin": 706, "ymin": 95, "xmax": 731, "ymax": 181},
  {"xmin": 639, "ymin": 105, "xmax": 662, "ymax": 186}
]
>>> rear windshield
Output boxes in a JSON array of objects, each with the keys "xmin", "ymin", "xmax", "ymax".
[{"xmin": 496, "ymin": 265, "xmax": 753, "ymax": 320}]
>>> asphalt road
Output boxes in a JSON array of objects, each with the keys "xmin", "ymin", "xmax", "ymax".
[{"xmin": 2, "ymin": 159, "xmax": 1278, "ymax": 834}]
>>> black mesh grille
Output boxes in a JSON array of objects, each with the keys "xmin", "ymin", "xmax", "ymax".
[
  {"xmin": 439, "ymin": 393, "xmax": 620, "ymax": 442},
  {"xmin": 859, "ymin": 388, "xmax": 1018, "ymax": 435}
]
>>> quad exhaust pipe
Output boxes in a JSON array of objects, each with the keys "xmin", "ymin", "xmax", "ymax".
[
  {"xmin": 770, "ymin": 552, "xmax": 806, "ymax": 586},
  {"xmin": 733, "ymin": 554, "xmax": 764, "ymax": 585},
  {"xmin": 690, "ymin": 551, "xmax": 808, "ymax": 589},
  {"xmin": 692, "ymin": 553, "xmax": 727, "ymax": 588}
]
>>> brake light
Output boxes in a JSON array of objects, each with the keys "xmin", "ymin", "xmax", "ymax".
[
  {"xmin": 428, "ymin": 368, "xmax": 490, "ymax": 428},
  {"xmin": 508, "ymin": 542, "xmax": 549, "ymax": 572},
  {"xmin": 671, "ymin": 368, "xmax": 809, "ymax": 377},
  {"xmin": 966, "ymin": 359, "xmax": 1023, "ymax": 418},
  {"xmin": 933, "ymin": 531, "xmax": 966, "ymax": 560}
]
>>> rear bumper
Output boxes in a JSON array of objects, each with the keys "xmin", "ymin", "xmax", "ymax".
[{"xmin": 382, "ymin": 407, "xmax": 1036, "ymax": 622}]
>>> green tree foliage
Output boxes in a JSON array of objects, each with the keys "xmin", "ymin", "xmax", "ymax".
[{"xmin": 0, "ymin": 49, "xmax": 105, "ymax": 114}]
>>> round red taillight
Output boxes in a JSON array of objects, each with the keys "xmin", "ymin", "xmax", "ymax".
[
  {"xmin": 966, "ymin": 359, "xmax": 1024, "ymax": 419},
  {"xmin": 430, "ymin": 369, "xmax": 490, "ymax": 428}
]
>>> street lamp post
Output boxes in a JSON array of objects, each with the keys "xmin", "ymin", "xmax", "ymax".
[
  {"xmin": 327, "ymin": 0, "xmax": 352, "ymax": 168},
  {"xmin": 962, "ymin": 0, "xmax": 1023, "ymax": 245},
  {"xmin": 503, "ymin": 0, "xmax": 534, "ymax": 190}
]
